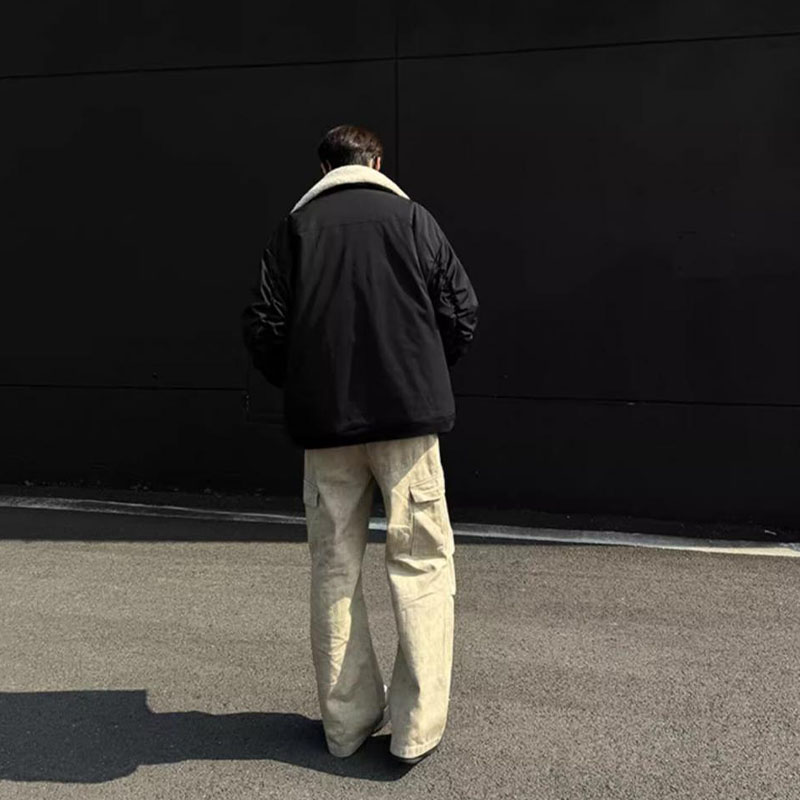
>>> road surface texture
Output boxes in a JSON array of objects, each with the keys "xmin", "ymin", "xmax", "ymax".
[{"xmin": 0, "ymin": 507, "xmax": 798, "ymax": 799}]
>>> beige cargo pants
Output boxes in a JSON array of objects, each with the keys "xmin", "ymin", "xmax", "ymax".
[{"xmin": 302, "ymin": 432, "xmax": 456, "ymax": 760}]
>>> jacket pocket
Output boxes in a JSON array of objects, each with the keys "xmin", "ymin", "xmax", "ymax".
[
  {"xmin": 303, "ymin": 479, "xmax": 320, "ymax": 508},
  {"xmin": 409, "ymin": 476, "xmax": 447, "ymax": 558}
]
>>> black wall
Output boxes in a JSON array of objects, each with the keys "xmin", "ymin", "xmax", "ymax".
[{"xmin": 2, "ymin": 3, "xmax": 800, "ymax": 526}]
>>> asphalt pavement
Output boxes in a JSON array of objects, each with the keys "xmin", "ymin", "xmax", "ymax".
[{"xmin": 0, "ymin": 506, "xmax": 798, "ymax": 799}]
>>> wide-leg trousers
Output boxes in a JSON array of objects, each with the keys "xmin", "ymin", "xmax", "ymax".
[{"xmin": 302, "ymin": 432, "xmax": 456, "ymax": 759}]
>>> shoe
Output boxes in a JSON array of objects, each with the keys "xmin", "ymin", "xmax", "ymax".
[{"xmin": 392, "ymin": 742, "xmax": 439, "ymax": 765}]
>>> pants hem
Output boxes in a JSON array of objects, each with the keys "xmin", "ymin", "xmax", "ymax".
[
  {"xmin": 325, "ymin": 705, "xmax": 389, "ymax": 758},
  {"xmin": 390, "ymin": 732, "xmax": 444, "ymax": 759}
]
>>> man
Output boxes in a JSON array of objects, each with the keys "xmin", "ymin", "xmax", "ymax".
[{"xmin": 241, "ymin": 124, "xmax": 479, "ymax": 765}]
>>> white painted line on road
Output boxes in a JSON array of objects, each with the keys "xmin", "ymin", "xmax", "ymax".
[
  {"xmin": 445, "ymin": 522, "xmax": 800, "ymax": 558},
  {"xmin": 1, "ymin": 494, "xmax": 798, "ymax": 557},
  {"xmin": 0, "ymin": 495, "xmax": 302, "ymax": 525}
]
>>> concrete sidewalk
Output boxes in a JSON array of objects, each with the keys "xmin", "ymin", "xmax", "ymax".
[
  {"xmin": 0, "ymin": 506, "xmax": 798, "ymax": 799},
  {"xmin": 2, "ymin": 482, "xmax": 799, "ymax": 546},
  {"xmin": 1, "ymin": 490, "xmax": 799, "ymax": 558}
]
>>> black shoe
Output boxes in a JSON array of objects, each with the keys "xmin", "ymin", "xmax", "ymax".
[{"xmin": 392, "ymin": 743, "xmax": 439, "ymax": 765}]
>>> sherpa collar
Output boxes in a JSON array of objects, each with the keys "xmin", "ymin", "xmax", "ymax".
[{"xmin": 291, "ymin": 164, "xmax": 409, "ymax": 213}]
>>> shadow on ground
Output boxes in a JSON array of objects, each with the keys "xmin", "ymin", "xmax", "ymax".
[
  {"xmin": 0, "ymin": 690, "xmax": 411, "ymax": 783},
  {"xmin": 0, "ymin": 506, "xmax": 581, "ymax": 546}
]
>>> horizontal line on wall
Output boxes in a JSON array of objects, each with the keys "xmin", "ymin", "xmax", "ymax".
[
  {"xmin": 457, "ymin": 393, "xmax": 800, "ymax": 409},
  {"xmin": 0, "ymin": 383, "xmax": 245, "ymax": 392},
  {"xmin": 0, "ymin": 54, "xmax": 396, "ymax": 82},
  {"xmin": 1, "ymin": 29, "xmax": 798, "ymax": 82},
  {"xmin": 2, "ymin": 384, "xmax": 799, "ymax": 410},
  {"xmin": 398, "ymin": 28, "xmax": 800, "ymax": 62}
]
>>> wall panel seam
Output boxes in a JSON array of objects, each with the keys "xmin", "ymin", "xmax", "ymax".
[
  {"xmin": 3, "ymin": 28, "xmax": 800, "ymax": 82},
  {"xmin": 0, "ymin": 384, "xmax": 246, "ymax": 392}
]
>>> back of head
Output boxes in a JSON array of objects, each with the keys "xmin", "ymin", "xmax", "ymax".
[{"xmin": 318, "ymin": 124, "xmax": 383, "ymax": 169}]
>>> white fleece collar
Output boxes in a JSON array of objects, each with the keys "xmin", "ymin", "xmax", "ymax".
[{"xmin": 291, "ymin": 164, "xmax": 409, "ymax": 212}]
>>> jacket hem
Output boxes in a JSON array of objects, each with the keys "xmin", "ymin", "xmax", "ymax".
[{"xmin": 292, "ymin": 414, "xmax": 456, "ymax": 450}]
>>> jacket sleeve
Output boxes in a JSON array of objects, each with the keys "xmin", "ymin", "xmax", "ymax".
[
  {"xmin": 241, "ymin": 217, "xmax": 294, "ymax": 388},
  {"xmin": 412, "ymin": 203, "xmax": 479, "ymax": 367}
]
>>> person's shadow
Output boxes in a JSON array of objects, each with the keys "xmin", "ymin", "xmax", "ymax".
[{"xmin": 0, "ymin": 690, "xmax": 412, "ymax": 783}]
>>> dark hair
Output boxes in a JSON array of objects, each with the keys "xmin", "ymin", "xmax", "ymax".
[{"xmin": 317, "ymin": 124, "xmax": 383, "ymax": 169}]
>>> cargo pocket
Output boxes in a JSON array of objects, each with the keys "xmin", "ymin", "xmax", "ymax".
[
  {"xmin": 408, "ymin": 475, "xmax": 448, "ymax": 558},
  {"xmin": 303, "ymin": 479, "xmax": 320, "ymax": 510},
  {"xmin": 302, "ymin": 479, "xmax": 321, "ymax": 551}
]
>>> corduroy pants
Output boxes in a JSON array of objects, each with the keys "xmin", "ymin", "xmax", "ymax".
[{"xmin": 302, "ymin": 432, "xmax": 456, "ymax": 759}]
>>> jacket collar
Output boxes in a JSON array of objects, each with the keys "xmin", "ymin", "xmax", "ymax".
[{"xmin": 291, "ymin": 164, "xmax": 409, "ymax": 212}]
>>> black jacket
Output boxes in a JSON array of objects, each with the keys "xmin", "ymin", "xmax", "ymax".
[{"xmin": 241, "ymin": 165, "xmax": 479, "ymax": 449}]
